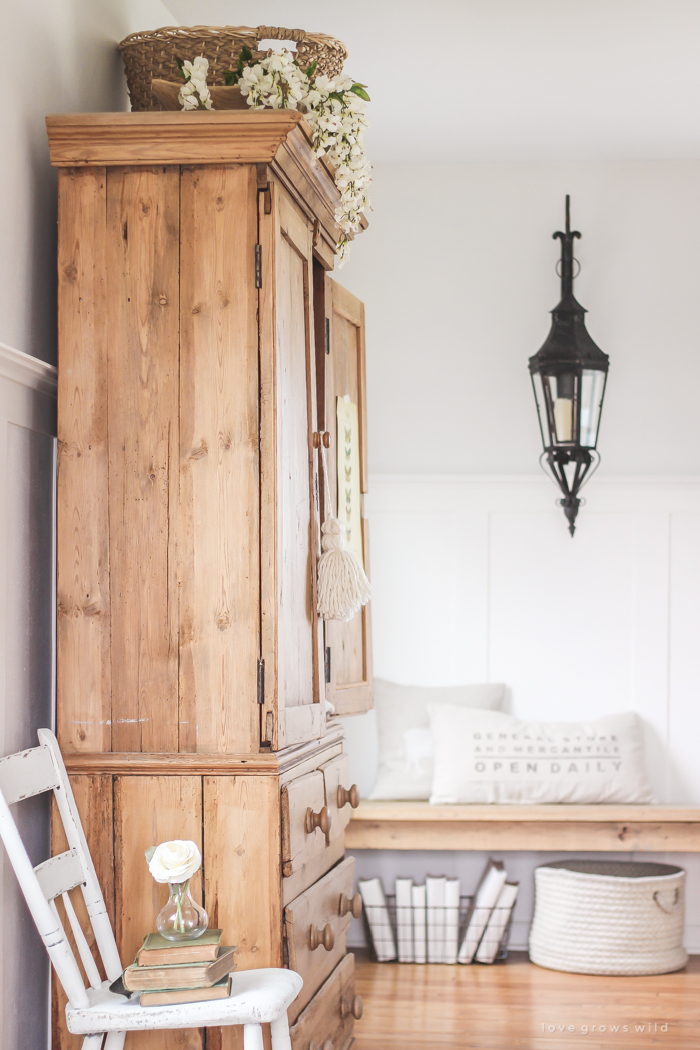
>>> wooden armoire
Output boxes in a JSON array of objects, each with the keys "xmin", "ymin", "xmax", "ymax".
[{"xmin": 46, "ymin": 110, "xmax": 373, "ymax": 1050}]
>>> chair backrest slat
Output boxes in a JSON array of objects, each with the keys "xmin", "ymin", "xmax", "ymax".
[
  {"xmin": 0, "ymin": 746, "xmax": 60, "ymax": 805},
  {"xmin": 35, "ymin": 849, "xmax": 85, "ymax": 901},
  {"xmin": 38, "ymin": 729, "xmax": 123, "ymax": 981},
  {"xmin": 0, "ymin": 729, "xmax": 124, "ymax": 1006},
  {"xmin": 0, "ymin": 789, "xmax": 90, "ymax": 1008},
  {"xmin": 61, "ymin": 891, "xmax": 103, "ymax": 989}
]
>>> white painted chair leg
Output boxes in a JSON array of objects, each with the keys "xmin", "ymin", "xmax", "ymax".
[
  {"xmin": 81, "ymin": 1035, "xmax": 104, "ymax": 1049},
  {"xmin": 243, "ymin": 1023, "xmax": 265, "ymax": 1050},
  {"xmin": 104, "ymin": 1031, "xmax": 126, "ymax": 1050},
  {"xmin": 270, "ymin": 1013, "xmax": 293, "ymax": 1050}
]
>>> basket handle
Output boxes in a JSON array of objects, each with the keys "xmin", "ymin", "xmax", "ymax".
[
  {"xmin": 653, "ymin": 888, "xmax": 680, "ymax": 913},
  {"xmin": 255, "ymin": 26, "xmax": 307, "ymax": 47}
]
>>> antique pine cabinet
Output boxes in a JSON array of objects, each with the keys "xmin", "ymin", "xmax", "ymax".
[{"xmin": 46, "ymin": 111, "xmax": 372, "ymax": 1050}]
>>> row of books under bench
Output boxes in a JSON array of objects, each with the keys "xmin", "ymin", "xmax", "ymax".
[{"xmin": 359, "ymin": 860, "xmax": 519, "ymax": 964}]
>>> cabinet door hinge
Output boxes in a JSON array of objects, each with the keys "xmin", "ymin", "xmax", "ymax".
[
  {"xmin": 325, "ymin": 646, "xmax": 331, "ymax": 684},
  {"xmin": 257, "ymin": 658, "xmax": 265, "ymax": 704},
  {"xmin": 325, "ymin": 316, "xmax": 330, "ymax": 355},
  {"xmin": 255, "ymin": 244, "xmax": 262, "ymax": 289}
]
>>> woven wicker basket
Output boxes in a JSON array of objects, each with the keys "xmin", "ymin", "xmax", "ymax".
[
  {"xmin": 529, "ymin": 860, "xmax": 688, "ymax": 976},
  {"xmin": 119, "ymin": 25, "xmax": 347, "ymax": 112}
]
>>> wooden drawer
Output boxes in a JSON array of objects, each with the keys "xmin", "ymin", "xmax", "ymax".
[
  {"xmin": 285, "ymin": 856, "xmax": 355, "ymax": 1022},
  {"xmin": 282, "ymin": 767, "xmax": 345, "ymax": 906},
  {"xmin": 290, "ymin": 954, "xmax": 360, "ymax": 1050},
  {"xmin": 319, "ymin": 754, "xmax": 358, "ymax": 846}
]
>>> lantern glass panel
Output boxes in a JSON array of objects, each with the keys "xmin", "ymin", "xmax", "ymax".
[
  {"xmin": 531, "ymin": 372, "xmax": 548, "ymax": 447},
  {"xmin": 579, "ymin": 369, "xmax": 606, "ymax": 448},
  {"xmin": 546, "ymin": 372, "xmax": 576, "ymax": 444}
]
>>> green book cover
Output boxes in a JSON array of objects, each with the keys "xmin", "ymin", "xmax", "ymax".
[{"xmin": 140, "ymin": 930, "xmax": 222, "ymax": 953}]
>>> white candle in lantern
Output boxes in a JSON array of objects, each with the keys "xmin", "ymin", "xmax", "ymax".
[{"xmin": 553, "ymin": 397, "xmax": 573, "ymax": 442}]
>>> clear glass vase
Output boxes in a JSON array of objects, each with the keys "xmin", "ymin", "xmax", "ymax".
[{"xmin": 156, "ymin": 879, "xmax": 208, "ymax": 941}]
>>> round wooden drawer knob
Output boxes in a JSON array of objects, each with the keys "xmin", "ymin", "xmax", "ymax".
[
  {"xmin": 305, "ymin": 805, "xmax": 331, "ymax": 836},
  {"xmin": 339, "ymin": 892, "xmax": 362, "ymax": 919},
  {"xmin": 337, "ymin": 784, "xmax": 360, "ymax": 809},
  {"xmin": 309, "ymin": 922, "xmax": 335, "ymax": 951},
  {"xmin": 340, "ymin": 994, "xmax": 363, "ymax": 1020}
]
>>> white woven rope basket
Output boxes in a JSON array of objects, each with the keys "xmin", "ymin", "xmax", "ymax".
[{"xmin": 529, "ymin": 860, "xmax": 688, "ymax": 976}]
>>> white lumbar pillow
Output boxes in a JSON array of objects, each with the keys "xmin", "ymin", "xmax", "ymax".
[
  {"xmin": 368, "ymin": 680, "xmax": 505, "ymax": 801},
  {"xmin": 428, "ymin": 705, "xmax": 655, "ymax": 805}
]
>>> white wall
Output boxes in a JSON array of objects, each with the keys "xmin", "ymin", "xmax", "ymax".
[
  {"xmin": 0, "ymin": 349, "xmax": 56, "ymax": 1049},
  {"xmin": 342, "ymin": 475, "xmax": 700, "ymax": 952},
  {"xmin": 337, "ymin": 160, "xmax": 700, "ymax": 954},
  {"xmin": 0, "ymin": 0, "xmax": 174, "ymax": 366},
  {"xmin": 0, "ymin": 4, "xmax": 174, "ymax": 1046},
  {"xmin": 339, "ymin": 160, "xmax": 700, "ymax": 476}
]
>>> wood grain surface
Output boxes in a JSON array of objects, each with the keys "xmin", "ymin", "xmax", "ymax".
[
  {"xmin": 106, "ymin": 166, "xmax": 180, "ymax": 753},
  {"xmin": 114, "ymin": 776, "xmax": 203, "ymax": 1050},
  {"xmin": 353, "ymin": 953, "xmax": 700, "ymax": 1050},
  {"xmin": 285, "ymin": 856, "xmax": 354, "ymax": 1022},
  {"xmin": 259, "ymin": 179, "xmax": 324, "ymax": 751},
  {"xmin": 56, "ymin": 167, "xmax": 111, "ymax": 754},
  {"xmin": 178, "ymin": 165, "xmax": 260, "ymax": 754},
  {"xmin": 61, "ymin": 724, "xmax": 344, "ymax": 776},
  {"xmin": 203, "ymin": 775, "xmax": 282, "ymax": 1050},
  {"xmin": 317, "ymin": 275, "xmax": 373, "ymax": 717},
  {"xmin": 346, "ymin": 802, "xmax": 700, "ymax": 852},
  {"xmin": 45, "ymin": 112, "xmax": 350, "ymax": 263},
  {"xmin": 290, "ymin": 953, "xmax": 356, "ymax": 1050}
]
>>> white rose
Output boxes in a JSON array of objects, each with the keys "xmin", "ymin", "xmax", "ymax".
[{"xmin": 147, "ymin": 840, "xmax": 201, "ymax": 884}]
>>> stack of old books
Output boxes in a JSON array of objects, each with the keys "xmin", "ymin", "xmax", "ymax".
[{"xmin": 122, "ymin": 930, "xmax": 236, "ymax": 1006}]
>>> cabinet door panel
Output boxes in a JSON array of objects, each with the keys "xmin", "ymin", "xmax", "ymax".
[
  {"xmin": 56, "ymin": 167, "xmax": 111, "ymax": 755},
  {"xmin": 114, "ymin": 775, "xmax": 204, "ymax": 1050},
  {"xmin": 315, "ymin": 273, "xmax": 373, "ymax": 715},
  {"xmin": 106, "ymin": 166, "xmax": 180, "ymax": 753},
  {"xmin": 179, "ymin": 164, "xmax": 260, "ymax": 754},
  {"xmin": 260, "ymin": 182, "xmax": 324, "ymax": 750}
]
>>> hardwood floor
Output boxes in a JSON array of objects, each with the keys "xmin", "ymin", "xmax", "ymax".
[{"xmin": 353, "ymin": 952, "xmax": 700, "ymax": 1050}]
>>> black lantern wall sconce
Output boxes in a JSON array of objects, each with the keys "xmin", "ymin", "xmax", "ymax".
[{"xmin": 529, "ymin": 196, "xmax": 609, "ymax": 536}]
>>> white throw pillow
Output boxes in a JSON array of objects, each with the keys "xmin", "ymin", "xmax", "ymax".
[
  {"xmin": 428, "ymin": 705, "xmax": 655, "ymax": 805},
  {"xmin": 368, "ymin": 680, "xmax": 505, "ymax": 801}
]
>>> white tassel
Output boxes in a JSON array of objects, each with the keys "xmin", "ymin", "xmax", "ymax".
[{"xmin": 317, "ymin": 434, "xmax": 372, "ymax": 622}]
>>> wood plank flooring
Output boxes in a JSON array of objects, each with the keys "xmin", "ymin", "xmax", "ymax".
[{"xmin": 353, "ymin": 952, "xmax": 700, "ymax": 1050}]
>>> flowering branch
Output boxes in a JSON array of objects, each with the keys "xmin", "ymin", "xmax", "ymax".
[
  {"xmin": 226, "ymin": 48, "xmax": 371, "ymax": 263},
  {"xmin": 177, "ymin": 56, "xmax": 213, "ymax": 111}
]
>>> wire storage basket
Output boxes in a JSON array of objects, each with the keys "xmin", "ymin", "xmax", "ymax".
[
  {"xmin": 362, "ymin": 896, "xmax": 513, "ymax": 965},
  {"xmin": 119, "ymin": 25, "xmax": 348, "ymax": 111}
]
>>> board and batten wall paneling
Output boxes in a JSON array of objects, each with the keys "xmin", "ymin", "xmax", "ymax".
[
  {"xmin": 342, "ymin": 474, "xmax": 700, "ymax": 952},
  {"xmin": 0, "ymin": 344, "xmax": 57, "ymax": 1050},
  {"xmin": 359, "ymin": 474, "xmax": 700, "ymax": 804}
]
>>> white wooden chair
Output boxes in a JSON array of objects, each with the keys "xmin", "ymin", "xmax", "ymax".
[{"xmin": 0, "ymin": 728, "xmax": 302, "ymax": 1050}]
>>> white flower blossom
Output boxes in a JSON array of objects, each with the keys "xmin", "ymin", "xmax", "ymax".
[
  {"xmin": 178, "ymin": 56, "xmax": 213, "ymax": 111},
  {"xmin": 147, "ymin": 840, "xmax": 201, "ymax": 884},
  {"xmin": 229, "ymin": 48, "xmax": 371, "ymax": 261}
]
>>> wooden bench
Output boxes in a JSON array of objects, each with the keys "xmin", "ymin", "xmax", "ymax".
[{"xmin": 345, "ymin": 801, "xmax": 700, "ymax": 852}]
